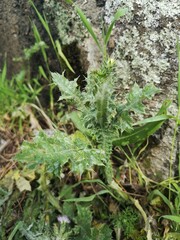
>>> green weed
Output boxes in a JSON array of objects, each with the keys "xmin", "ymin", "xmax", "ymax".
[
  {"xmin": 2, "ymin": 2, "xmax": 180, "ymax": 240},
  {"xmin": 0, "ymin": 61, "xmax": 42, "ymax": 130},
  {"xmin": 13, "ymin": 4, "xmax": 171, "ymax": 240}
]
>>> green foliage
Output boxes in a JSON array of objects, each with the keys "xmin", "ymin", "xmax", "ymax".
[
  {"xmin": 15, "ymin": 41, "xmax": 48, "ymax": 61},
  {"xmin": 75, "ymin": 6, "xmax": 102, "ymax": 52},
  {"xmin": 149, "ymin": 182, "xmax": 180, "ymax": 231},
  {"xmin": 50, "ymin": 59, "xmax": 166, "ymax": 184},
  {"xmin": 30, "ymin": 0, "xmax": 74, "ymax": 74},
  {"xmin": 113, "ymin": 206, "xmax": 140, "ymax": 238},
  {"xmin": 7, "ymin": 220, "xmax": 72, "ymax": 240},
  {"xmin": 0, "ymin": 61, "xmax": 42, "ymax": 128},
  {"xmin": 52, "ymin": 72, "xmax": 80, "ymax": 102},
  {"xmin": 75, "ymin": 4, "xmax": 127, "ymax": 59},
  {"xmin": 15, "ymin": 130, "xmax": 105, "ymax": 176},
  {"xmin": 104, "ymin": 8, "xmax": 128, "ymax": 47},
  {"xmin": 2, "ymin": 2, "xmax": 178, "ymax": 240},
  {"xmin": 72, "ymin": 205, "xmax": 112, "ymax": 240},
  {"xmin": 16, "ymin": 54, "xmax": 164, "ymax": 183},
  {"xmin": 0, "ymin": 187, "xmax": 12, "ymax": 207}
]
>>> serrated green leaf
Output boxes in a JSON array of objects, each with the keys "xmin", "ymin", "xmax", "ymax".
[
  {"xmin": 75, "ymin": 205, "xmax": 92, "ymax": 238},
  {"xmin": 125, "ymin": 83, "xmax": 159, "ymax": 114},
  {"xmin": 125, "ymin": 83, "xmax": 145, "ymax": 113},
  {"xmin": 91, "ymin": 224, "xmax": 112, "ymax": 240},
  {"xmin": 119, "ymin": 111, "xmax": 133, "ymax": 133},
  {"xmin": 95, "ymin": 83, "xmax": 109, "ymax": 127},
  {"xmin": 15, "ymin": 130, "xmax": 105, "ymax": 176},
  {"xmin": 142, "ymin": 83, "xmax": 159, "ymax": 99},
  {"xmin": 51, "ymin": 72, "xmax": 79, "ymax": 101}
]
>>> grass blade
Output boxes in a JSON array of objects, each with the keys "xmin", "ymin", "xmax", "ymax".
[
  {"xmin": 8, "ymin": 222, "xmax": 23, "ymax": 240},
  {"xmin": 150, "ymin": 189, "xmax": 174, "ymax": 214},
  {"xmin": 32, "ymin": 23, "xmax": 48, "ymax": 64},
  {"xmin": 75, "ymin": 6, "xmax": 102, "ymax": 52},
  {"xmin": 64, "ymin": 190, "xmax": 109, "ymax": 202},
  {"xmin": 162, "ymin": 215, "xmax": 180, "ymax": 223},
  {"xmin": 112, "ymin": 120, "xmax": 166, "ymax": 146},
  {"xmin": 55, "ymin": 40, "xmax": 74, "ymax": 73},
  {"xmin": 104, "ymin": 8, "xmax": 128, "ymax": 46},
  {"xmin": 30, "ymin": 0, "xmax": 74, "ymax": 74},
  {"xmin": 1, "ymin": 60, "xmax": 7, "ymax": 84},
  {"xmin": 133, "ymin": 115, "xmax": 170, "ymax": 126},
  {"xmin": 30, "ymin": 1, "xmax": 50, "ymax": 34}
]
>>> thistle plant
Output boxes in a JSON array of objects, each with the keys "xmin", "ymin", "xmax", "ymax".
[
  {"xmin": 8, "ymin": 3, "xmax": 175, "ymax": 240},
  {"xmin": 15, "ymin": 4, "xmax": 169, "ymax": 183}
]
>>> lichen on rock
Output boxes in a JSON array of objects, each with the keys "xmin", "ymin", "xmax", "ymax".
[{"xmin": 105, "ymin": 0, "xmax": 179, "ymax": 87}]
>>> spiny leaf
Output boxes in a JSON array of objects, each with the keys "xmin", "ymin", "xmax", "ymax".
[
  {"xmin": 142, "ymin": 83, "xmax": 159, "ymax": 99},
  {"xmin": 113, "ymin": 99, "xmax": 170, "ymax": 146},
  {"xmin": 15, "ymin": 130, "xmax": 106, "ymax": 176},
  {"xmin": 51, "ymin": 72, "xmax": 79, "ymax": 101},
  {"xmin": 68, "ymin": 111, "xmax": 91, "ymax": 136},
  {"xmin": 75, "ymin": 205, "xmax": 92, "ymax": 238}
]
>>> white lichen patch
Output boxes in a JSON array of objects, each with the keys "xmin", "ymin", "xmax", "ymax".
[{"xmin": 105, "ymin": 0, "xmax": 180, "ymax": 87}]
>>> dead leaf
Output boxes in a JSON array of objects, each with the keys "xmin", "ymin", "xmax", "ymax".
[{"xmin": 16, "ymin": 176, "xmax": 31, "ymax": 192}]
